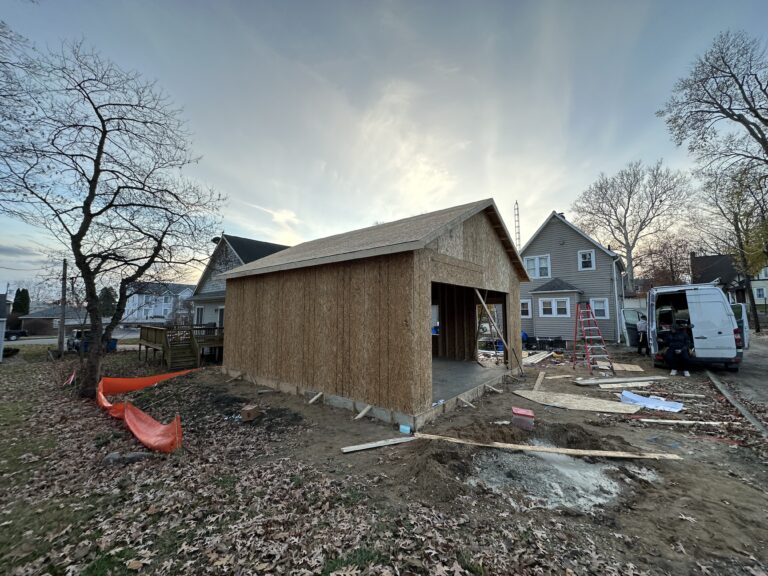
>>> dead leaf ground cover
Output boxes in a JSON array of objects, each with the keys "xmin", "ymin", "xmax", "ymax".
[{"xmin": 1, "ymin": 350, "xmax": 767, "ymax": 575}]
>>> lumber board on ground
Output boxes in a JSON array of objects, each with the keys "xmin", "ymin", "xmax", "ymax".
[
  {"xmin": 308, "ymin": 392, "xmax": 323, "ymax": 405},
  {"xmin": 341, "ymin": 437, "xmax": 416, "ymax": 453},
  {"xmin": 514, "ymin": 390, "xmax": 641, "ymax": 414},
  {"xmin": 485, "ymin": 385, "xmax": 502, "ymax": 393},
  {"xmin": 598, "ymin": 362, "xmax": 643, "ymax": 372},
  {"xmin": 639, "ymin": 419, "xmax": 736, "ymax": 426},
  {"xmin": 574, "ymin": 376, "xmax": 668, "ymax": 386},
  {"xmin": 533, "ymin": 371, "xmax": 546, "ymax": 391},
  {"xmin": 706, "ymin": 371, "xmax": 768, "ymax": 439},
  {"xmin": 545, "ymin": 375, "xmax": 571, "ymax": 380},
  {"xmin": 414, "ymin": 432, "xmax": 681, "ymax": 460},
  {"xmin": 458, "ymin": 397, "xmax": 476, "ymax": 409},
  {"xmin": 598, "ymin": 382, "xmax": 652, "ymax": 389},
  {"xmin": 523, "ymin": 351, "xmax": 553, "ymax": 365}
]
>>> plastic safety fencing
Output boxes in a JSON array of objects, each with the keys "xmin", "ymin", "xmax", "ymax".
[{"xmin": 96, "ymin": 369, "xmax": 196, "ymax": 453}]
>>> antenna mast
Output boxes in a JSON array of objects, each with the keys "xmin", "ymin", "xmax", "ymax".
[{"xmin": 514, "ymin": 201, "xmax": 521, "ymax": 248}]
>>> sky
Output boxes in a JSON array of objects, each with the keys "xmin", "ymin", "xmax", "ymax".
[{"xmin": 1, "ymin": 0, "xmax": 767, "ymax": 293}]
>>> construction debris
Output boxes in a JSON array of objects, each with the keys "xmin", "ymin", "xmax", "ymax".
[
  {"xmin": 240, "ymin": 404, "xmax": 264, "ymax": 422},
  {"xmin": 706, "ymin": 370, "xmax": 768, "ymax": 439},
  {"xmin": 597, "ymin": 361, "xmax": 643, "ymax": 372},
  {"xmin": 598, "ymin": 381, "xmax": 652, "ymax": 389},
  {"xmin": 514, "ymin": 390, "xmax": 641, "ymax": 414},
  {"xmin": 340, "ymin": 436, "xmax": 416, "ymax": 453},
  {"xmin": 353, "ymin": 404, "xmax": 372, "ymax": 420},
  {"xmin": 639, "ymin": 419, "xmax": 738, "ymax": 427},
  {"xmin": 620, "ymin": 391, "xmax": 683, "ymax": 412},
  {"xmin": 523, "ymin": 351, "xmax": 553, "ymax": 365},
  {"xmin": 308, "ymin": 392, "xmax": 323, "ymax": 405},
  {"xmin": 414, "ymin": 432, "xmax": 682, "ymax": 460},
  {"xmin": 574, "ymin": 375, "xmax": 668, "ymax": 386},
  {"xmin": 511, "ymin": 407, "xmax": 535, "ymax": 430},
  {"xmin": 533, "ymin": 371, "xmax": 546, "ymax": 391}
]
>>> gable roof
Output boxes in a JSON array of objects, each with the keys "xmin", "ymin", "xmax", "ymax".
[
  {"xmin": 521, "ymin": 211, "xmax": 620, "ymax": 262},
  {"xmin": 690, "ymin": 254, "xmax": 742, "ymax": 286},
  {"xmin": 130, "ymin": 282, "xmax": 195, "ymax": 296},
  {"xmin": 221, "ymin": 199, "xmax": 528, "ymax": 280},
  {"xmin": 223, "ymin": 234, "xmax": 289, "ymax": 264},
  {"xmin": 530, "ymin": 278, "xmax": 582, "ymax": 293}
]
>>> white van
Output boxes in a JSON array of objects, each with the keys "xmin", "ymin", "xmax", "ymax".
[{"xmin": 648, "ymin": 284, "xmax": 744, "ymax": 372}]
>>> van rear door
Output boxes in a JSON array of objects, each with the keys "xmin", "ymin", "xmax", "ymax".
[
  {"xmin": 686, "ymin": 289, "xmax": 737, "ymax": 359},
  {"xmin": 730, "ymin": 303, "xmax": 750, "ymax": 349}
]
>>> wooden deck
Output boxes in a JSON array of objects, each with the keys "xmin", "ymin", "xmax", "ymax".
[{"xmin": 138, "ymin": 325, "xmax": 224, "ymax": 369}]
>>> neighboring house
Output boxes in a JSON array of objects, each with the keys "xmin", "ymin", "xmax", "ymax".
[
  {"xmin": 751, "ymin": 265, "xmax": 768, "ymax": 307},
  {"xmin": 122, "ymin": 283, "xmax": 195, "ymax": 325},
  {"xmin": 220, "ymin": 198, "xmax": 528, "ymax": 429},
  {"xmin": 190, "ymin": 234, "xmax": 289, "ymax": 327},
  {"xmin": 689, "ymin": 253, "xmax": 746, "ymax": 303},
  {"xmin": 19, "ymin": 305, "xmax": 90, "ymax": 335},
  {"xmin": 519, "ymin": 211, "xmax": 625, "ymax": 343}
]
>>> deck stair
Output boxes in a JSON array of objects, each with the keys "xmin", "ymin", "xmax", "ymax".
[
  {"xmin": 572, "ymin": 302, "xmax": 614, "ymax": 374},
  {"xmin": 138, "ymin": 325, "xmax": 223, "ymax": 369}
]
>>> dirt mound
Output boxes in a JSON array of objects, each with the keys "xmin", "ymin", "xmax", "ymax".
[
  {"xmin": 394, "ymin": 443, "xmax": 474, "ymax": 503},
  {"xmin": 448, "ymin": 420, "xmax": 632, "ymax": 453}
]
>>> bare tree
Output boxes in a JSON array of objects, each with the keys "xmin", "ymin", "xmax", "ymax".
[
  {"xmin": 659, "ymin": 30, "xmax": 768, "ymax": 171},
  {"xmin": 571, "ymin": 160, "xmax": 691, "ymax": 290},
  {"xmin": 0, "ymin": 32, "xmax": 222, "ymax": 396},
  {"xmin": 636, "ymin": 231, "xmax": 692, "ymax": 286}
]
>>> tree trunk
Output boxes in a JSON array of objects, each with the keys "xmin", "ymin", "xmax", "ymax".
[
  {"xmin": 625, "ymin": 249, "xmax": 635, "ymax": 292},
  {"xmin": 744, "ymin": 275, "xmax": 762, "ymax": 333}
]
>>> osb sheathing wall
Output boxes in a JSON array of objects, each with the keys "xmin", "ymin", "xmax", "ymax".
[{"xmin": 223, "ymin": 252, "xmax": 422, "ymax": 414}]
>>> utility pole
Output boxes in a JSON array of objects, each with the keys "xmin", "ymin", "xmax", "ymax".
[{"xmin": 58, "ymin": 259, "xmax": 67, "ymax": 358}]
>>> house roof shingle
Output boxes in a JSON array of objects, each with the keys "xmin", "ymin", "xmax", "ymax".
[
  {"xmin": 223, "ymin": 235, "xmax": 289, "ymax": 264},
  {"xmin": 20, "ymin": 305, "xmax": 89, "ymax": 320},
  {"xmin": 130, "ymin": 282, "xmax": 195, "ymax": 296},
  {"xmin": 530, "ymin": 278, "xmax": 582, "ymax": 293},
  {"xmin": 222, "ymin": 199, "xmax": 527, "ymax": 280}
]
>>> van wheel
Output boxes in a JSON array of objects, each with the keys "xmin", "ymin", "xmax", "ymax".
[{"xmin": 725, "ymin": 363, "xmax": 739, "ymax": 373}]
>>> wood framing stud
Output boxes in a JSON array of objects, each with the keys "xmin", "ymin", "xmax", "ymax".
[
  {"xmin": 308, "ymin": 392, "xmax": 323, "ymax": 405},
  {"xmin": 354, "ymin": 404, "xmax": 372, "ymax": 420}
]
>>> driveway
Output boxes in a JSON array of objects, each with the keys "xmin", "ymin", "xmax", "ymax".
[
  {"xmin": 718, "ymin": 335, "xmax": 768, "ymax": 405},
  {"xmin": 6, "ymin": 328, "xmax": 139, "ymax": 347}
]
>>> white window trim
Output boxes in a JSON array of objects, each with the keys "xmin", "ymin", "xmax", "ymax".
[
  {"xmin": 520, "ymin": 299, "xmax": 532, "ymax": 318},
  {"xmin": 756, "ymin": 287, "xmax": 766, "ymax": 299},
  {"xmin": 590, "ymin": 297, "xmax": 610, "ymax": 320},
  {"xmin": 524, "ymin": 254, "xmax": 551, "ymax": 279},
  {"xmin": 578, "ymin": 249, "xmax": 596, "ymax": 271},
  {"xmin": 538, "ymin": 297, "xmax": 570, "ymax": 318}
]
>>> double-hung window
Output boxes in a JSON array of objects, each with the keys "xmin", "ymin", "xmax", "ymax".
[
  {"xmin": 756, "ymin": 288, "xmax": 766, "ymax": 299},
  {"xmin": 524, "ymin": 255, "xmax": 551, "ymax": 279},
  {"xmin": 539, "ymin": 298, "xmax": 570, "ymax": 318},
  {"xmin": 590, "ymin": 298, "xmax": 609, "ymax": 319},
  {"xmin": 520, "ymin": 299, "xmax": 532, "ymax": 318},
  {"xmin": 578, "ymin": 249, "xmax": 595, "ymax": 271}
]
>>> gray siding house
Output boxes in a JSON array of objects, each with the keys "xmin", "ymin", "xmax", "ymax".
[
  {"xmin": 520, "ymin": 212, "xmax": 625, "ymax": 343},
  {"xmin": 190, "ymin": 234, "xmax": 288, "ymax": 326}
]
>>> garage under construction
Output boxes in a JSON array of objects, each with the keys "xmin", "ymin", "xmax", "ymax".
[{"xmin": 220, "ymin": 198, "xmax": 529, "ymax": 429}]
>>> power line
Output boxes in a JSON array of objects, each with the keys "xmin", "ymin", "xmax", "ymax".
[{"xmin": 0, "ymin": 265, "xmax": 47, "ymax": 271}]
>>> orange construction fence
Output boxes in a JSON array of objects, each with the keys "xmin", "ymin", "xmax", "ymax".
[{"xmin": 97, "ymin": 369, "xmax": 195, "ymax": 453}]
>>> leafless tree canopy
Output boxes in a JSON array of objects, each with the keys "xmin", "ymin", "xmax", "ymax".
[
  {"xmin": 659, "ymin": 30, "xmax": 768, "ymax": 170},
  {"xmin": 0, "ymin": 29, "xmax": 223, "ymax": 395},
  {"xmin": 635, "ymin": 231, "xmax": 692, "ymax": 286},
  {"xmin": 570, "ymin": 160, "xmax": 691, "ymax": 288}
]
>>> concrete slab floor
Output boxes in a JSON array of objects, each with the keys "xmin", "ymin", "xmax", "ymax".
[{"xmin": 432, "ymin": 358, "xmax": 508, "ymax": 402}]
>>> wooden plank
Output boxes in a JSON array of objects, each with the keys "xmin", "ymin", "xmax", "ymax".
[
  {"xmin": 341, "ymin": 436, "xmax": 416, "ymax": 454},
  {"xmin": 458, "ymin": 397, "xmax": 476, "ymax": 409},
  {"xmin": 639, "ymin": 419, "xmax": 737, "ymax": 426},
  {"xmin": 545, "ymin": 375, "xmax": 571, "ymax": 380},
  {"xmin": 308, "ymin": 392, "xmax": 323, "ymax": 405},
  {"xmin": 672, "ymin": 393, "xmax": 707, "ymax": 398},
  {"xmin": 514, "ymin": 390, "xmax": 641, "ymax": 414},
  {"xmin": 354, "ymin": 404, "xmax": 372, "ymax": 420},
  {"xmin": 523, "ymin": 351, "xmax": 553, "ymax": 365},
  {"xmin": 533, "ymin": 371, "xmax": 546, "ymax": 391},
  {"xmin": 574, "ymin": 376, "xmax": 668, "ymax": 386},
  {"xmin": 414, "ymin": 433, "xmax": 681, "ymax": 460},
  {"xmin": 598, "ymin": 381, "xmax": 653, "ymax": 390},
  {"xmin": 485, "ymin": 384, "xmax": 502, "ymax": 393}
]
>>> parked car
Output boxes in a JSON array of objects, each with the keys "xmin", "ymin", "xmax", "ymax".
[
  {"xmin": 4, "ymin": 329, "xmax": 28, "ymax": 341},
  {"xmin": 647, "ymin": 284, "xmax": 744, "ymax": 371}
]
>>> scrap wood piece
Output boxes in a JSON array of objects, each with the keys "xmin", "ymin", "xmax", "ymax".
[
  {"xmin": 308, "ymin": 392, "xmax": 323, "ymax": 405},
  {"xmin": 485, "ymin": 384, "xmax": 502, "ymax": 393},
  {"xmin": 574, "ymin": 375, "xmax": 668, "ymax": 386},
  {"xmin": 706, "ymin": 370, "xmax": 768, "ymax": 439},
  {"xmin": 225, "ymin": 373, "xmax": 243, "ymax": 383},
  {"xmin": 523, "ymin": 351, "xmax": 553, "ymax": 365},
  {"xmin": 602, "ymin": 362, "xmax": 644, "ymax": 372},
  {"xmin": 639, "ymin": 419, "xmax": 738, "ymax": 427},
  {"xmin": 414, "ymin": 432, "xmax": 681, "ymax": 461},
  {"xmin": 598, "ymin": 381, "xmax": 653, "ymax": 390},
  {"xmin": 672, "ymin": 393, "xmax": 707, "ymax": 399},
  {"xmin": 354, "ymin": 404, "xmax": 372, "ymax": 420},
  {"xmin": 514, "ymin": 390, "xmax": 641, "ymax": 414},
  {"xmin": 341, "ymin": 437, "xmax": 416, "ymax": 454},
  {"xmin": 545, "ymin": 375, "xmax": 572, "ymax": 380},
  {"xmin": 458, "ymin": 397, "xmax": 476, "ymax": 409},
  {"xmin": 533, "ymin": 371, "xmax": 546, "ymax": 391}
]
